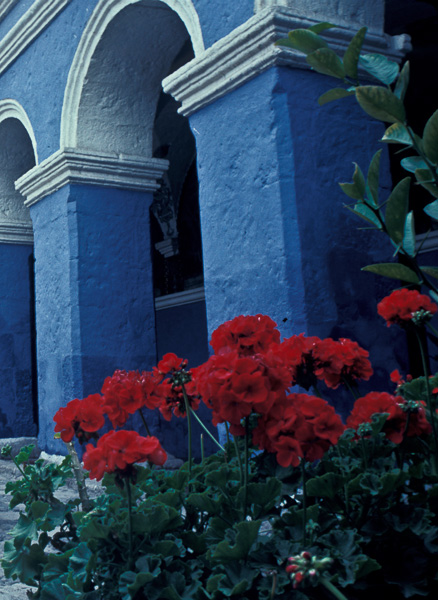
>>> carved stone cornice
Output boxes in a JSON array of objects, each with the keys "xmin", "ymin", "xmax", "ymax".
[
  {"xmin": 155, "ymin": 286, "xmax": 205, "ymax": 310},
  {"xmin": 15, "ymin": 148, "xmax": 169, "ymax": 207},
  {"xmin": 0, "ymin": 221, "xmax": 33, "ymax": 245},
  {"xmin": 0, "ymin": 0, "xmax": 20, "ymax": 25},
  {"xmin": 0, "ymin": 0, "xmax": 72, "ymax": 75},
  {"xmin": 163, "ymin": 7, "xmax": 411, "ymax": 117}
]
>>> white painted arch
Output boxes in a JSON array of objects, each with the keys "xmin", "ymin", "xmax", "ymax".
[
  {"xmin": 0, "ymin": 99, "xmax": 38, "ymax": 164},
  {"xmin": 60, "ymin": 0, "xmax": 204, "ymax": 151}
]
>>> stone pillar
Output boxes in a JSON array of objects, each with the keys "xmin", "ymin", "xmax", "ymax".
[
  {"xmin": 163, "ymin": 6, "xmax": 409, "ymax": 387},
  {"xmin": 16, "ymin": 149, "xmax": 168, "ymax": 452}
]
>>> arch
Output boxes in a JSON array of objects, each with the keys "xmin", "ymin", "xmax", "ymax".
[
  {"xmin": 60, "ymin": 0, "xmax": 204, "ymax": 150},
  {"xmin": 0, "ymin": 99, "xmax": 38, "ymax": 164}
]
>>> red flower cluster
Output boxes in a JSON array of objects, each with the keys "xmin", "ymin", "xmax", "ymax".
[
  {"xmin": 210, "ymin": 314, "xmax": 281, "ymax": 356},
  {"xmin": 253, "ymin": 394, "xmax": 345, "ymax": 467},
  {"xmin": 101, "ymin": 370, "xmax": 163, "ymax": 428},
  {"xmin": 158, "ymin": 379, "xmax": 200, "ymax": 421},
  {"xmin": 346, "ymin": 392, "xmax": 432, "ymax": 444},
  {"xmin": 54, "ymin": 394, "xmax": 105, "ymax": 443},
  {"xmin": 273, "ymin": 334, "xmax": 373, "ymax": 390},
  {"xmin": 377, "ymin": 289, "xmax": 437, "ymax": 327},
  {"xmin": 156, "ymin": 353, "xmax": 188, "ymax": 376},
  {"xmin": 83, "ymin": 430, "xmax": 167, "ymax": 481},
  {"xmin": 194, "ymin": 350, "xmax": 290, "ymax": 434}
]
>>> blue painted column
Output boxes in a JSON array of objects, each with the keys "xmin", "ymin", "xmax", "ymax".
[
  {"xmin": 29, "ymin": 183, "xmax": 157, "ymax": 452},
  {"xmin": 0, "ymin": 243, "xmax": 36, "ymax": 437},
  {"xmin": 190, "ymin": 65, "xmax": 398, "ymax": 393}
]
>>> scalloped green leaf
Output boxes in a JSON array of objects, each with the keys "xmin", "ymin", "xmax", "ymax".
[
  {"xmin": 307, "ymin": 47, "xmax": 345, "ymax": 79},
  {"xmin": 359, "ymin": 53, "xmax": 400, "ymax": 85},
  {"xmin": 385, "ymin": 177, "xmax": 410, "ymax": 244},
  {"xmin": 306, "ymin": 473, "xmax": 345, "ymax": 499},
  {"xmin": 318, "ymin": 87, "xmax": 355, "ymax": 106},
  {"xmin": 401, "ymin": 156, "xmax": 428, "ymax": 173},
  {"xmin": 362, "ymin": 262, "xmax": 420, "ymax": 283},
  {"xmin": 423, "ymin": 109, "xmax": 438, "ymax": 164},
  {"xmin": 424, "ymin": 199, "xmax": 438, "ymax": 220},
  {"xmin": 276, "ymin": 29, "xmax": 328, "ymax": 54},
  {"xmin": 339, "ymin": 163, "xmax": 366, "ymax": 200},
  {"xmin": 381, "ymin": 123, "xmax": 413, "ymax": 146},
  {"xmin": 366, "ymin": 149, "xmax": 382, "ymax": 206},
  {"xmin": 308, "ymin": 22, "xmax": 336, "ymax": 34},
  {"xmin": 356, "ymin": 86, "xmax": 406, "ymax": 123},
  {"xmin": 343, "ymin": 27, "xmax": 367, "ymax": 79},
  {"xmin": 402, "ymin": 210, "xmax": 415, "ymax": 256},
  {"xmin": 210, "ymin": 520, "xmax": 261, "ymax": 563},
  {"xmin": 394, "ymin": 61, "xmax": 410, "ymax": 101},
  {"xmin": 416, "ymin": 169, "xmax": 438, "ymax": 199}
]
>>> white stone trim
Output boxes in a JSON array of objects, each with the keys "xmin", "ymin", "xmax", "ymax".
[
  {"xmin": 15, "ymin": 148, "xmax": 169, "ymax": 208},
  {"xmin": 0, "ymin": 0, "xmax": 72, "ymax": 75},
  {"xmin": 0, "ymin": 221, "xmax": 33, "ymax": 245},
  {"xmin": 416, "ymin": 231, "xmax": 438, "ymax": 254},
  {"xmin": 155, "ymin": 286, "xmax": 205, "ymax": 310},
  {"xmin": 0, "ymin": 99, "xmax": 38, "ymax": 163},
  {"xmin": 0, "ymin": 0, "xmax": 19, "ymax": 24},
  {"xmin": 163, "ymin": 7, "xmax": 410, "ymax": 117},
  {"xmin": 60, "ymin": 0, "xmax": 204, "ymax": 149}
]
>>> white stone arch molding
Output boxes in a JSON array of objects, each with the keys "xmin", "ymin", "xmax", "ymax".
[
  {"xmin": 60, "ymin": 0, "xmax": 204, "ymax": 149},
  {"xmin": 0, "ymin": 99, "xmax": 38, "ymax": 164}
]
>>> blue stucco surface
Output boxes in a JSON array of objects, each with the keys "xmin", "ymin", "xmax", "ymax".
[
  {"xmin": 0, "ymin": 243, "xmax": 35, "ymax": 437},
  {"xmin": 192, "ymin": 0, "xmax": 254, "ymax": 48}
]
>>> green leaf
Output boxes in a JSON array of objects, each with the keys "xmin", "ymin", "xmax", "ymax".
[
  {"xmin": 423, "ymin": 109, "xmax": 438, "ymax": 164},
  {"xmin": 394, "ymin": 60, "xmax": 410, "ymax": 100},
  {"xmin": 318, "ymin": 87, "xmax": 355, "ymax": 106},
  {"xmin": 362, "ymin": 262, "xmax": 420, "ymax": 283},
  {"xmin": 424, "ymin": 199, "xmax": 438, "ymax": 220},
  {"xmin": 308, "ymin": 22, "xmax": 336, "ymax": 34},
  {"xmin": 275, "ymin": 29, "xmax": 328, "ymax": 54},
  {"xmin": 385, "ymin": 176, "xmax": 410, "ymax": 244},
  {"xmin": 210, "ymin": 520, "xmax": 261, "ymax": 563},
  {"xmin": 350, "ymin": 202, "xmax": 382, "ymax": 228},
  {"xmin": 366, "ymin": 149, "xmax": 382, "ymax": 206},
  {"xmin": 2, "ymin": 540, "xmax": 47, "ymax": 585},
  {"xmin": 339, "ymin": 163, "xmax": 366, "ymax": 200},
  {"xmin": 416, "ymin": 168, "xmax": 438, "ymax": 199},
  {"xmin": 356, "ymin": 86, "xmax": 406, "ymax": 123},
  {"xmin": 187, "ymin": 491, "xmax": 221, "ymax": 515},
  {"xmin": 359, "ymin": 53, "xmax": 400, "ymax": 85},
  {"xmin": 15, "ymin": 445, "xmax": 35, "ymax": 466},
  {"xmin": 402, "ymin": 211, "xmax": 415, "ymax": 256},
  {"xmin": 401, "ymin": 156, "xmax": 428, "ymax": 173},
  {"xmin": 343, "ymin": 27, "xmax": 367, "ymax": 79},
  {"xmin": 381, "ymin": 123, "xmax": 413, "ymax": 146},
  {"xmin": 307, "ymin": 47, "xmax": 345, "ymax": 79},
  {"xmin": 306, "ymin": 473, "xmax": 344, "ymax": 499},
  {"xmin": 421, "ymin": 266, "xmax": 438, "ymax": 280}
]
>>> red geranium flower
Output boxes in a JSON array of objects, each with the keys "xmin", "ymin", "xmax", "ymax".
[
  {"xmin": 54, "ymin": 394, "xmax": 105, "ymax": 443},
  {"xmin": 83, "ymin": 430, "xmax": 167, "ymax": 481},
  {"xmin": 377, "ymin": 289, "xmax": 437, "ymax": 327},
  {"xmin": 156, "ymin": 353, "xmax": 188, "ymax": 375},
  {"xmin": 210, "ymin": 314, "xmax": 281, "ymax": 356},
  {"xmin": 312, "ymin": 338, "xmax": 373, "ymax": 389}
]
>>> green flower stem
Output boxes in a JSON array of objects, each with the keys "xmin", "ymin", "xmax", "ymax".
[
  {"xmin": 225, "ymin": 421, "xmax": 231, "ymax": 447},
  {"xmin": 341, "ymin": 376, "xmax": 359, "ymax": 401},
  {"xmin": 233, "ymin": 434, "xmax": 244, "ymax": 486},
  {"xmin": 200, "ymin": 434, "xmax": 205, "ymax": 463},
  {"xmin": 244, "ymin": 417, "xmax": 250, "ymax": 518},
  {"xmin": 320, "ymin": 578, "xmax": 349, "ymax": 600},
  {"xmin": 189, "ymin": 406, "xmax": 226, "ymax": 452},
  {"xmin": 426, "ymin": 321, "xmax": 438, "ymax": 339},
  {"xmin": 415, "ymin": 328, "xmax": 438, "ymax": 471},
  {"xmin": 65, "ymin": 441, "xmax": 92, "ymax": 512},
  {"xmin": 301, "ymin": 460, "xmax": 307, "ymax": 546},
  {"xmin": 12, "ymin": 458, "xmax": 28, "ymax": 480},
  {"xmin": 125, "ymin": 478, "xmax": 134, "ymax": 569},
  {"xmin": 181, "ymin": 384, "xmax": 193, "ymax": 485},
  {"xmin": 139, "ymin": 408, "xmax": 152, "ymax": 437}
]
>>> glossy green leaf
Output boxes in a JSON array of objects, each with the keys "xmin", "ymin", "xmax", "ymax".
[
  {"xmin": 362, "ymin": 262, "xmax": 420, "ymax": 283},
  {"xmin": 424, "ymin": 199, "xmax": 438, "ymax": 220},
  {"xmin": 356, "ymin": 86, "xmax": 406, "ymax": 123},
  {"xmin": 359, "ymin": 53, "xmax": 399, "ymax": 85},
  {"xmin": 318, "ymin": 87, "xmax": 355, "ymax": 106},
  {"xmin": 308, "ymin": 22, "xmax": 336, "ymax": 34},
  {"xmin": 275, "ymin": 29, "xmax": 328, "ymax": 54},
  {"xmin": 343, "ymin": 27, "xmax": 367, "ymax": 79},
  {"xmin": 381, "ymin": 123, "xmax": 413, "ymax": 146},
  {"xmin": 385, "ymin": 177, "xmax": 410, "ymax": 244},
  {"xmin": 339, "ymin": 163, "xmax": 366, "ymax": 200},
  {"xmin": 416, "ymin": 169, "xmax": 438, "ymax": 199},
  {"xmin": 402, "ymin": 210, "xmax": 415, "ymax": 256},
  {"xmin": 394, "ymin": 60, "xmax": 410, "ymax": 101},
  {"xmin": 351, "ymin": 202, "xmax": 382, "ymax": 228},
  {"xmin": 366, "ymin": 149, "xmax": 382, "ymax": 206},
  {"xmin": 307, "ymin": 47, "xmax": 345, "ymax": 78},
  {"xmin": 421, "ymin": 266, "xmax": 438, "ymax": 280},
  {"xmin": 401, "ymin": 156, "xmax": 428, "ymax": 173},
  {"xmin": 423, "ymin": 109, "xmax": 438, "ymax": 164}
]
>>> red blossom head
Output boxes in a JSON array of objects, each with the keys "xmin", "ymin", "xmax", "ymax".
[
  {"xmin": 377, "ymin": 289, "xmax": 437, "ymax": 328},
  {"xmin": 83, "ymin": 430, "xmax": 167, "ymax": 481},
  {"xmin": 156, "ymin": 353, "xmax": 188, "ymax": 375},
  {"xmin": 210, "ymin": 314, "xmax": 281, "ymax": 356},
  {"xmin": 54, "ymin": 394, "xmax": 105, "ymax": 443},
  {"xmin": 312, "ymin": 337, "xmax": 373, "ymax": 389}
]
